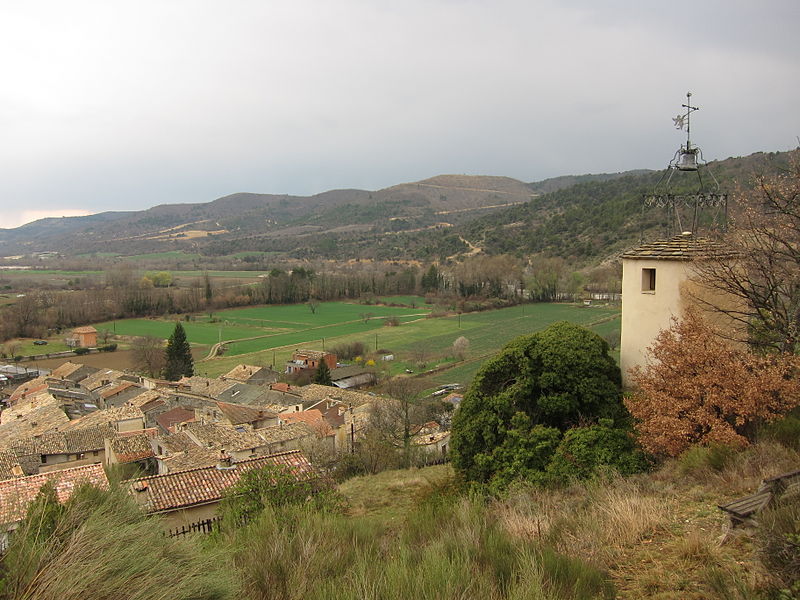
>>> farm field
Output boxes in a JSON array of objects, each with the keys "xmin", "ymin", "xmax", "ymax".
[
  {"xmin": 94, "ymin": 302, "xmax": 432, "ymax": 356},
  {"xmin": 196, "ymin": 301, "xmax": 621, "ymax": 382}
]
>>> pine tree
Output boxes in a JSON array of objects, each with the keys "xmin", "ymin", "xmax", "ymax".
[
  {"xmin": 313, "ymin": 359, "xmax": 333, "ymax": 386},
  {"xmin": 163, "ymin": 322, "xmax": 194, "ymax": 381}
]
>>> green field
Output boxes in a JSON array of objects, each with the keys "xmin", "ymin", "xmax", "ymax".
[
  {"xmin": 95, "ymin": 300, "xmax": 620, "ymax": 383},
  {"xmin": 95, "ymin": 302, "xmax": 432, "ymax": 352},
  {"xmin": 194, "ymin": 302, "xmax": 621, "ymax": 380}
]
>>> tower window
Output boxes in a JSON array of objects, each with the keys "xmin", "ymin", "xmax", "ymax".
[{"xmin": 642, "ymin": 268, "xmax": 656, "ymax": 292}]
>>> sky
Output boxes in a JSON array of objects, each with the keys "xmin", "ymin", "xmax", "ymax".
[{"xmin": 2, "ymin": 1, "xmax": 799, "ymax": 229}]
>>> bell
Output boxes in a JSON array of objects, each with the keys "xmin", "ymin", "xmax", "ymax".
[{"xmin": 677, "ymin": 149, "xmax": 698, "ymax": 171}]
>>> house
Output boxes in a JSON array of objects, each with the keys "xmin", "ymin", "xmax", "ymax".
[
  {"xmin": 127, "ymin": 450, "xmax": 317, "ymax": 533},
  {"xmin": 105, "ymin": 431, "xmax": 157, "ymax": 474},
  {"xmin": 410, "ymin": 422, "xmax": 451, "ymax": 458},
  {"xmin": 285, "ymin": 350, "xmax": 337, "ymax": 375},
  {"xmin": 222, "ymin": 364, "xmax": 279, "ymax": 386},
  {"xmin": 61, "ymin": 403, "xmax": 146, "ymax": 433},
  {"xmin": 329, "ymin": 365, "xmax": 378, "ymax": 390},
  {"xmin": 11, "ymin": 424, "xmax": 115, "ymax": 474},
  {"xmin": 0, "ymin": 463, "xmax": 109, "ymax": 549},
  {"xmin": 619, "ymin": 232, "xmax": 740, "ymax": 387},
  {"xmin": 196, "ymin": 401, "xmax": 280, "ymax": 431},
  {"xmin": 69, "ymin": 326, "xmax": 98, "ymax": 348}
]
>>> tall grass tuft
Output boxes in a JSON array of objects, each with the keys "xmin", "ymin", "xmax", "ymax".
[
  {"xmin": 218, "ymin": 484, "xmax": 615, "ymax": 600},
  {"xmin": 0, "ymin": 483, "xmax": 236, "ymax": 600}
]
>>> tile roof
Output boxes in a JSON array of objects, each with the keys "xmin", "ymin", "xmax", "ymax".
[
  {"xmin": 222, "ymin": 364, "xmax": 278, "ymax": 383},
  {"xmin": 0, "ymin": 396, "xmax": 70, "ymax": 445},
  {"xmin": 128, "ymin": 450, "xmax": 317, "ymax": 513},
  {"xmin": 11, "ymin": 424, "xmax": 115, "ymax": 456},
  {"xmin": 0, "ymin": 449, "xmax": 23, "ymax": 481},
  {"xmin": 0, "ymin": 463, "xmax": 109, "ymax": 525},
  {"xmin": 80, "ymin": 369, "xmax": 127, "ymax": 391},
  {"xmin": 216, "ymin": 401, "xmax": 278, "ymax": 425},
  {"xmin": 298, "ymin": 384, "xmax": 377, "ymax": 407},
  {"xmin": 155, "ymin": 408, "xmax": 195, "ymax": 432},
  {"xmin": 177, "ymin": 376, "xmax": 236, "ymax": 398},
  {"xmin": 158, "ymin": 447, "xmax": 222, "ymax": 473},
  {"xmin": 279, "ymin": 410, "xmax": 334, "ymax": 436},
  {"xmin": 48, "ymin": 362, "xmax": 85, "ymax": 379},
  {"xmin": 127, "ymin": 389, "xmax": 167, "ymax": 408},
  {"xmin": 99, "ymin": 381, "xmax": 136, "ymax": 399},
  {"xmin": 72, "ymin": 326, "xmax": 97, "ymax": 334},
  {"xmin": 156, "ymin": 431, "xmax": 201, "ymax": 454},
  {"xmin": 182, "ymin": 422, "xmax": 273, "ymax": 452},
  {"xmin": 255, "ymin": 422, "xmax": 316, "ymax": 444},
  {"xmin": 60, "ymin": 404, "xmax": 144, "ymax": 431},
  {"xmin": 621, "ymin": 233, "xmax": 734, "ymax": 261},
  {"xmin": 7, "ymin": 379, "xmax": 50, "ymax": 404},
  {"xmin": 110, "ymin": 433, "xmax": 155, "ymax": 464}
]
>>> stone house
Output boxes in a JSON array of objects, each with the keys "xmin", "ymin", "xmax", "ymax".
[{"xmin": 127, "ymin": 450, "xmax": 316, "ymax": 533}]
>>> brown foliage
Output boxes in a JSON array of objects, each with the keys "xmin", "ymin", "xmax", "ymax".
[{"xmin": 626, "ymin": 310, "xmax": 800, "ymax": 457}]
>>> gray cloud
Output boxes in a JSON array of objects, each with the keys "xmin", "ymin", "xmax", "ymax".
[{"xmin": 1, "ymin": 0, "xmax": 798, "ymax": 228}]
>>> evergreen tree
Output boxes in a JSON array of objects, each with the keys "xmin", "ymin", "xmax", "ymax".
[
  {"xmin": 163, "ymin": 322, "xmax": 193, "ymax": 381},
  {"xmin": 313, "ymin": 359, "xmax": 333, "ymax": 386}
]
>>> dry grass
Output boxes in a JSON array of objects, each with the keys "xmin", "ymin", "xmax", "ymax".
[{"xmin": 489, "ymin": 440, "xmax": 800, "ymax": 599}]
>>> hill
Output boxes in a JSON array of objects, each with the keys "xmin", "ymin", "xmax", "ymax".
[{"xmin": 0, "ymin": 150, "xmax": 793, "ymax": 264}]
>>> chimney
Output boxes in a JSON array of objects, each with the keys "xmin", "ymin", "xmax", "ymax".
[{"xmin": 216, "ymin": 449, "xmax": 234, "ymax": 470}]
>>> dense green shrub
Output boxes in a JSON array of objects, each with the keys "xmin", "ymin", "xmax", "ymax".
[
  {"xmin": 451, "ymin": 322, "xmax": 629, "ymax": 487},
  {"xmin": 98, "ymin": 343, "xmax": 117, "ymax": 352},
  {"xmin": 547, "ymin": 422, "xmax": 649, "ymax": 481},
  {"xmin": 73, "ymin": 347, "xmax": 90, "ymax": 355}
]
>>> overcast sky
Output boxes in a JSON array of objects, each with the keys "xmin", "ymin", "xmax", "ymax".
[{"xmin": 2, "ymin": 0, "xmax": 798, "ymax": 229}]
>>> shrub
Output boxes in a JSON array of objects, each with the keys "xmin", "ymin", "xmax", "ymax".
[
  {"xmin": 547, "ymin": 423, "xmax": 649, "ymax": 481},
  {"xmin": 760, "ymin": 413, "xmax": 800, "ymax": 452},
  {"xmin": 73, "ymin": 347, "xmax": 90, "ymax": 355},
  {"xmin": 757, "ymin": 495, "xmax": 800, "ymax": 593},
  {"xmin": 99, "ymin": 343, "xmax": 117, "ymax": 352},
  {"xmin": 678, "ymin": 443, "xmax": 737, "ymax": 476}
]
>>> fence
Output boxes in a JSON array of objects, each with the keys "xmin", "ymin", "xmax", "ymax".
[{"xmin": 167, "ymin": 516, "xmax": 223, "ymax": 538}]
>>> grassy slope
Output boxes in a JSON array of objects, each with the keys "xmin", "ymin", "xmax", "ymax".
[{"xmin": 337, "ymin": 440, "xmax": 799, "ymax": 599}]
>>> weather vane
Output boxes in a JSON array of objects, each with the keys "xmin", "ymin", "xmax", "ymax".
[{"xmin": 641, "ymin": 92, "xmax": 727, "ymax": 238}]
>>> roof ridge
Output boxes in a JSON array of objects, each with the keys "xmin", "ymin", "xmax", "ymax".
[{"xmin": 130, "ymin": 449, "xmax": 302, "ymax": 482}]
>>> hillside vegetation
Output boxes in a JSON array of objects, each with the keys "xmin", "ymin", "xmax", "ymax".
[{"xmin": 1, "ymin": 150, "xmax": 792, "ymax": 264}]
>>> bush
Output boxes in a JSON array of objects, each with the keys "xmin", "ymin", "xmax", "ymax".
[
  {"xmin": 677, "ymin": 443, "xmax": 737, "ymax": 476},
  {"xmin": 761, "ymin": 413, "xmax": 800, "ymax": 452},
  {"xmin": 330, "ymin": 341, "xmax": 366, "ymax": 361},
  {"xmin": 547, "ymin": 423, "xmax": 649, "ymax": 481},
  {"xmin": 757, "ymin": 496, "xmax": 800, "ymax": 593},
  {"xmin": 73, "ymin": 347, "xmax": 90, "ymax": 355},
  {"xmin": 98, "ymin": 343, "xmax": 117, "ymax": 352}
]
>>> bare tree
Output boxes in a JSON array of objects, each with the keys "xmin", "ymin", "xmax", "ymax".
[
  {"xmin": 131, "ymin": 336, "xmax": 166, "ymax": 377},
  {"xmin": 692, "ymin": 152, "xmax": 800, "ymax": 353},
  {"xmin": 371, "ymin": 378, "xmax": 429, "ymax": 468},
  {"xmin": 452, "ymin": 336, "xmax": 470, "ymax": 360},
  {"xmin": 308, "ymin": 298, "xmax": 320, "ymax": 314}
]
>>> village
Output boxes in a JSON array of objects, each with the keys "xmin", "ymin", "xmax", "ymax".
[{"xmin": 0, "ymin": 344, "xmax": 454, "ymax": 545}]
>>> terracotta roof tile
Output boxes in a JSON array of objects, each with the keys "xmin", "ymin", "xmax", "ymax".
[
  {"xmin": 0, "ymin": 464, "xmax": 109, "ymax": 525},
  {"xmin": 110, "ymin": 433, "xmax": 155, "ymax": 464},
  {"xmin": 279, "ymin": 410, "xmax": 334, "ymax": 436},
  {"xmin": 60, "ymin": 404, "xmax": 144, "ymax": 431},
  {"xmin": 0, "ymin": 449, "xmax": 23, "ymax": 481},
  {"xmin": 215, "ymin": 401, "xmax": 278, "ymax": 425},
  {"xmin": 71, "ymin": 326, "xmax": 97, "ymax": 334},
  {"xmin": 128, "ymin": 450, "xmax": 316, "ymax": 513}
]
